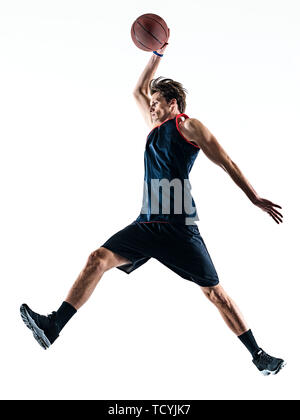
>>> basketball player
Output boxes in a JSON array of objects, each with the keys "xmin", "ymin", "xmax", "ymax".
[{"xmin": 20, "ymin": 40, "xmax": 285, "ymax": 375}]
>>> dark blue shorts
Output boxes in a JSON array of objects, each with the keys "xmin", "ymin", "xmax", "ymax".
[{"xmin": 101, "ymin": 221, "xmax": 219, "ymax": 288}]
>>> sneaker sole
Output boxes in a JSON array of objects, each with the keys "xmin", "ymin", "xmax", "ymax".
[
  {"xmin": 261, "ymin": 361, "xmax": 287, "ymax": 376},
  {"xmin": 20, "ymin": 304, "xmax": 51, "ymax": 350}
]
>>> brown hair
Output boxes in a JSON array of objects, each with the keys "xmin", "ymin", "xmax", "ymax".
[{"xmin": 149, "ymin": 76, "xmax": 188, "ymax": 113}]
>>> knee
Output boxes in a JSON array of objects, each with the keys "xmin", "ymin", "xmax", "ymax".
[
  {"xmin": 202, "ymin": 285, "xmax": 229, "ymax": 307},
  {"xmin": 87, "ymin": 248, "xmax": 108, "ymax": 273}
]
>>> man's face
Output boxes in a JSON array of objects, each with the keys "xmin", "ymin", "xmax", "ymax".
[{"xmin": 150, "ymin": 92, "xmax": 172, "ymax": 123}]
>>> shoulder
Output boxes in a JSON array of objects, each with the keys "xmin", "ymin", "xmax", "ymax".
[
  {"xmin": 176, "ymin": 116, "xmax": 202, "ymax": 149},
  {"xmin": 180, "ymin": 117, "xmax": 211, "ymax": 141},
  {"xmin": 177, "ymin": 116, "xmax": 200, "ymax": 140},
  {"xmin": 180, "ymin": 117, "xmax": 201, "ymax": 130}
]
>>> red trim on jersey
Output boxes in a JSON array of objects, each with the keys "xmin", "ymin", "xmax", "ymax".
[{"xmin": 175, "ymin": 113, "xmax": 201, "ymax": 149}]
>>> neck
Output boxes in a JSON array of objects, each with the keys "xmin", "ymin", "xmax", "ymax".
[{"xmin": 157, "ymin": 111, "xmax": 181, "ymax": 125}]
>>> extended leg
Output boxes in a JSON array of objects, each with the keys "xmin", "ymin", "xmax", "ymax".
[
  {"xmin": 20, "ymin": 247, "xmax": 131, "ymax": 349},
  {"xmin": 201, "ymin": 283, "xmax": 286, "ymax": 374},
  {"xmin": 65, "ymin": 246, "xmax": 131, "ymax": 310},
  {"xmin": 201, "ymin": 284, "xmax": 248, "ymax": 336}
]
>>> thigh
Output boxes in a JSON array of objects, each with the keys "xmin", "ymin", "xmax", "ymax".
[
  {"xmin": 154, "ymin": 224, "xmax": 219, "ymax": 287},
  {"xmin": 100, "ymin": 220, "xmax": 155, "ymax": 274}
]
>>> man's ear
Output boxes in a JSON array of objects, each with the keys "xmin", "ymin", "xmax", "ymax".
[{"xmin": 168, "ymin": 98, "xmax": 177, "ymax": 109}]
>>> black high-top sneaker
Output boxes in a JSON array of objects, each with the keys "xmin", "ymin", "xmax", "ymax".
[
  {"xmin": 252, "ymin": 348, "xmax": 286, "ymax": 375},
  {"xmin": 20, "ymin": 303, "xmax": 60, "ymax": 349}
]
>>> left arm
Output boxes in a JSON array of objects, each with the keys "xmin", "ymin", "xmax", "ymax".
[{"xmin": 179, "ymin": 118, "xmax": 283, "ymax": 224}]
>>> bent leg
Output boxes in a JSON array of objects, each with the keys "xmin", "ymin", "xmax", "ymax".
[
  {"xmin": 65, "ymin": 247, "xmax": 131, "ymax": 310},
  {"xmin": 201, "ymin": 284, "xmax": 248, "ymax": 336}
]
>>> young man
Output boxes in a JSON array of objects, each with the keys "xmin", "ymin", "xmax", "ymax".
[{"xmin": 20, "ymin": 40, "xmax": 285, "ymax": 375}]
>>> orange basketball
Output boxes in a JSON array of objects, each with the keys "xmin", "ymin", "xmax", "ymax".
[{"xmin": 131, "ymin": 13, "xmax": 169, "ymax": 52}]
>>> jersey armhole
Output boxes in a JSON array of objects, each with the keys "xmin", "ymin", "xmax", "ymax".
[{"xmin": 175, "ymin": 113, "xmax": 201, "ymax": 149}]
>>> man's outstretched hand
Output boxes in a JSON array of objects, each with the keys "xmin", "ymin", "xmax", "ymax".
[{"xmin": 253, "ymin": 197, "xmax": 283, "ymax": 224}]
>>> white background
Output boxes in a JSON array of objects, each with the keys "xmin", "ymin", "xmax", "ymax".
[{"xmin": 0, "ymin": 0, "xmax": 299, "ymax": 400}]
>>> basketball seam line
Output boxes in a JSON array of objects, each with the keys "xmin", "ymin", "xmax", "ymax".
[
  {"xmin": 136, "ymin": 21, "xmax": 164, "ymax": 45},
  {"xmin": 133, "ymin": 26, "xmax": 153, "ymax": 51},
  {"xmin": 144, "ymin": 17, "xmax": 168, "ymax": 38}
]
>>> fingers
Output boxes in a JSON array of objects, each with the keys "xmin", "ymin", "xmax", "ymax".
[
  {"xmin": 268, "ymin": 212, "xmax": 279, "ymax": 224},
  {"xmin": 256, "ymin": 198, "xmax": 283, "ymax": 224},
  {"xmin": 268, "ymin": 210, "xmax": 283, "ymax": 224},
  {"xmin": 267, "ymin": 203, "xmax": 283, "ymax": 219},
  {"xmin": 272, "ymin": 208, "xmax": 283, "ymax": 218},
  {"xmin": 262, "ymin": 199, "xmax": 283, "ymax": 219}
]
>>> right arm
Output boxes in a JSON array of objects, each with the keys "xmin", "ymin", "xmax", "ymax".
[
  {"xmin": 132, "ymin": 54, "xmax": 163, "ymax": 129},
  {"xmin": 132, "ymin": 36, "xmax": 169, "ymax": 129},
  {"xmin": 133, "ymin": 53, "xmax": 163, "ymax": 96}
]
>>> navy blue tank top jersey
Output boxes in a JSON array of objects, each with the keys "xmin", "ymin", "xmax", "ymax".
[{"xmin": 135, "ymin": 113, "xmax": 201, "ymax": 226}]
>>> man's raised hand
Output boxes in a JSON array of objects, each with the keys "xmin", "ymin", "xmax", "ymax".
[{"xmin": 156, "ymin": 27, "xmax": 170, "ymax": 55}]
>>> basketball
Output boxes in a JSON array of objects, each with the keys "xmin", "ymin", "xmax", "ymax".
[{"xmin": 131, "ymin": 13, "xmax": 169, "ymax": 52}]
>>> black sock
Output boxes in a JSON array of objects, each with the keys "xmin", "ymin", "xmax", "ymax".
[
  {"xmin": 55, "ymin": 301, "xmax": 77, "ymax": 332},
  {"xmin": 238, "ymin": 329, "xmax": 260, "ymax": 357}
]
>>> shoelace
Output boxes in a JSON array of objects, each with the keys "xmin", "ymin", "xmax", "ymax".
[
  {"xmin": 47, "ymin": 311, "xmax": 56, "ymax": 321},
  {"xmin": 259, "ymin": 351, "xmax": 273, "ymax": 364}
]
